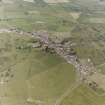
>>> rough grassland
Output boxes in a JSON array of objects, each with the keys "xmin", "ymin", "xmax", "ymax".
[
  {"xmin": 61, "ymin": 84, "xmax": 105, "ymax": 105},
  {"xmin": 0, "ymin": 32, "xmax": 76, "ymax": 105}
]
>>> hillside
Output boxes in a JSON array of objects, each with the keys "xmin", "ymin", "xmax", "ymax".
[{"xmin": 0, "ymin": 0, "xmax": 105, "ymax": 105}]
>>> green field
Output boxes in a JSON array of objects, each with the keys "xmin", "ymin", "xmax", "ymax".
[
  {"xmin": 0, "ymin": 32, "xmax": 76, "ymax": 105},
  {"xmin": 1, "ymin": 0, "xmax": 105, "ymax": 66},
  {"xmin": 1, "ymin": 0, "xmax": 105, "ymax": 105},
  {"xmin": 61, "ymin": 84, "xmax": 105, "ymax": 105}
]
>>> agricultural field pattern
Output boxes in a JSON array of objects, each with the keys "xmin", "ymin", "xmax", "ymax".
[{"xmin": 0, "ymin": 0, "xmax": 105, "ymax": 105}]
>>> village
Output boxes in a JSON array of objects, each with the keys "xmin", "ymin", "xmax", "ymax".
[{"xmin": 0, "ymin": 27, "xmax": 95, "ymax": 82}]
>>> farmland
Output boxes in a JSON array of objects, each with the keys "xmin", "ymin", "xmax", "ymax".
[
  {"xmin": 61, "ymin": 84, "xmax": 105, "ymax": 105},
  {"xmin": 0, "ymin": 0, "xmax": 105, "ymax": 105},
  {"xmin": 0, "ymin": 31, "xmax": 76, "ymax": 105}
]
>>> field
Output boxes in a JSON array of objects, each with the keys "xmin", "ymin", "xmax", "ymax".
[
  {"xmin": 97, "ymin": 63, "xmax": 105, "ymax": 75},
  {"xmin": 0, "ymin": 32, "xmax": 76, "ymax": 105},
  {"xmin": 69, "ymin": 12, "xmax": 81, "ymax": 20},
  {"xmin": 61, "ymin": 84, "xmax": 105, "ymax": 105},
  {"xmin": 43, "ymin": 0, "xmax": 69, "ymax": 4},
  {"xmin": 89, "ymin": 72, "xmax": 105, "ymax": 93},
  {"xmin": 0, "ymin": 0, "xmax": 76, "ymax": 32},
  {"xmin": 1, "ymin": 0, "xmax": 105, "ymax": 66},
  {"xmin": 1, "ymin": 0, "xmax": 105, "ymax": 105}
]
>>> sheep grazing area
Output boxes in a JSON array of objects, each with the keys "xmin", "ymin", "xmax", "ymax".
[
  {"xmin": 0, "ymin": 32, "xmax": 76, "ymax": 105},
  {"xmin": 0, "ymin": 0, "xmax": 105, "ymax": 105}
]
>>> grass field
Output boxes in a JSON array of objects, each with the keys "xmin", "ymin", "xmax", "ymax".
[
  {"xmin": 0, "ymin": 32, "xmax": 76, "ymax": 105},
  {"xmin": 1, "ymin": 0, "xmax": 105, "ymax": 66},
  {"xmin": 89, "ymin": 72, "xmax": 105, "ymax": 92},
  {"xmin": 1, "ymin": 0, "xmax": 105, "ymax": 105},
  {"xmin": 61, "ymin": 84, "xmax": 105, "ymax": 105}
]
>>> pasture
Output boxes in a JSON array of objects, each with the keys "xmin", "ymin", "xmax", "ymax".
[
  {"xmin": 0, "ymin": 32, "xmax": 76, "ymax": 105},
  {"xmin": 61, "ymin": 84, "xmax": 105, "ymax": 105}
]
